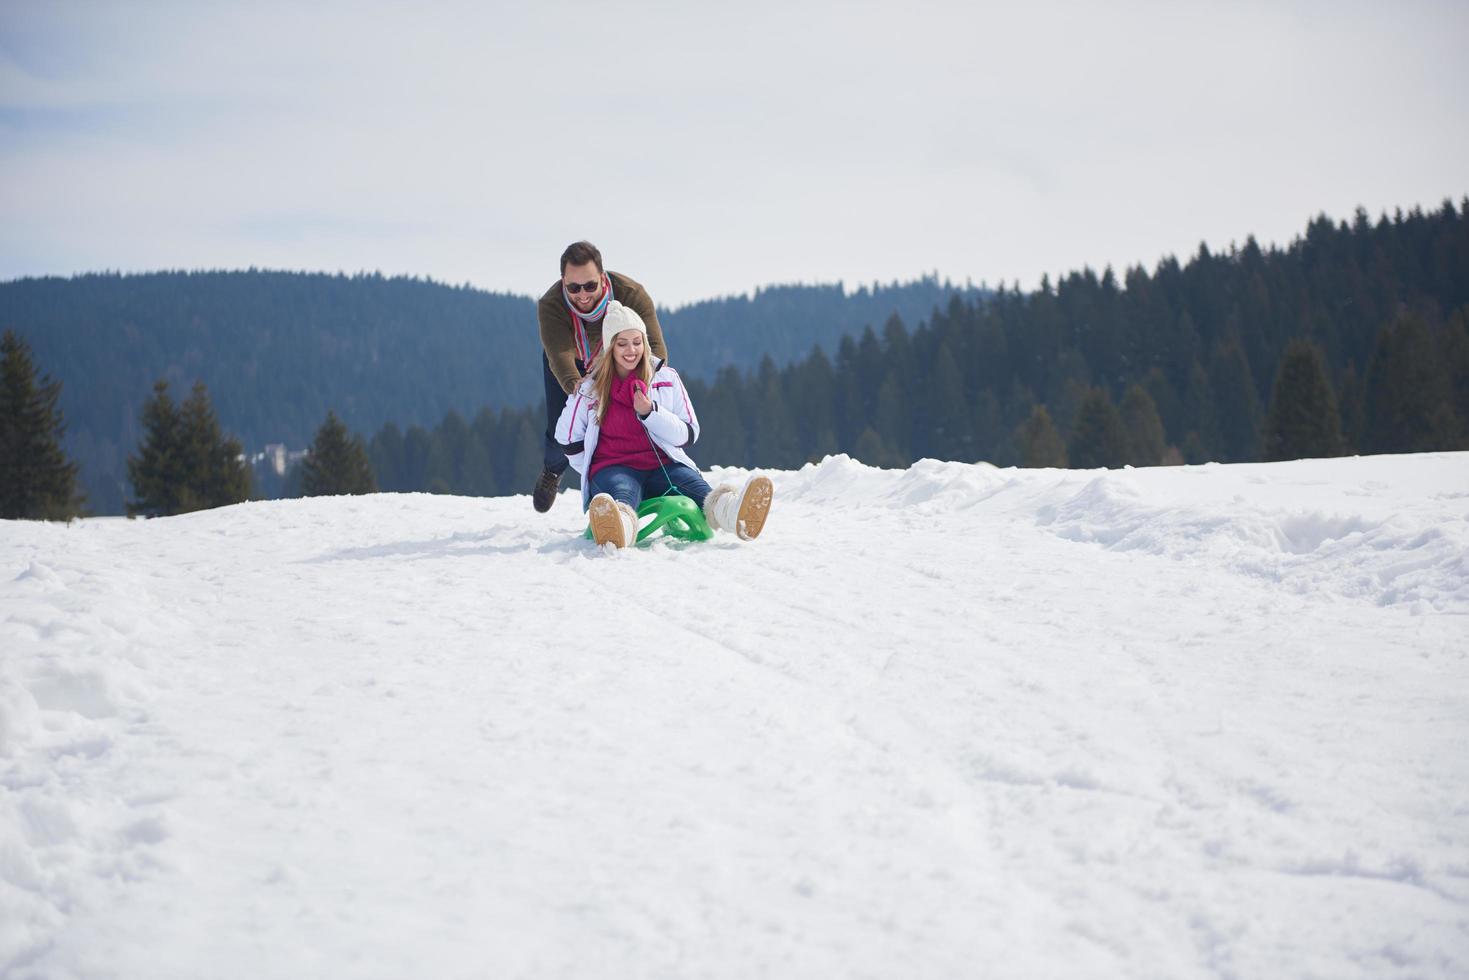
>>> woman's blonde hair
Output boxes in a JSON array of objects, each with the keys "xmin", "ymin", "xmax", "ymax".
[{"xmin": 590, "ymin": 329, "xmax": 654, "ymax": 424}]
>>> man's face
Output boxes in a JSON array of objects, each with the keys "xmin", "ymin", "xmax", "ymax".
[{"xmin": 562, "ymin": 261, "xmax": 604, "ymax": 313}]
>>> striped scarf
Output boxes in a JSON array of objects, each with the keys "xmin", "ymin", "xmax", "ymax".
[{"xmin": 563, "ymin": 274, "xmax": 615, "ymax": 363}]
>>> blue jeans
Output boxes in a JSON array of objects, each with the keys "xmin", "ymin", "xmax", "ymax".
[{"xmin": 585, "ymin": 463, "xmax": 711, "ymax": 512}]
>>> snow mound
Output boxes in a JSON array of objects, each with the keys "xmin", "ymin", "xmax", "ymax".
[
  {"xmin": 773, "ymin": 453, "xmax": 1010, "ymax": 510},
  {"xmin": 776, "ymin": 452, "xmax": 1469, "ymax": 613},
  {"xmin": 1028, "ymin": 459, "xmax": 1469, "ymax": 612}
]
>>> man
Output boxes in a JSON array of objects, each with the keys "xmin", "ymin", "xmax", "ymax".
[{"xmin": 533, "ymin": 240, "xmax": 667, "ymax": 512}]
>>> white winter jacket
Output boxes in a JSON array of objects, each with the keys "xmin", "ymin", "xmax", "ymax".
[{"xmin": 556, "ymin": 357, "xmax": 702, "ymax": 508}]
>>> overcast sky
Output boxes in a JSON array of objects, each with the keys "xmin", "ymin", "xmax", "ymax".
[{"xmin": 2, "ymin": 0, "xmax": 1465, "ymax": 307}]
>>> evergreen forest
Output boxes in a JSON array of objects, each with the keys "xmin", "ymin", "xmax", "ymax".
[
  {"xmin": 0, "ymin": 270, "xmax": 981, "ymax": 512},
  {"xmin": 366, "ymin": 201, "xmax": 1469, "ymax": 496},
  {"xmin": 2, "ymin": 201, "xmax": 1466, "ymax": 513}
]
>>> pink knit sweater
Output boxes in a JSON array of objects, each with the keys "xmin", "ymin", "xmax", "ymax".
[{"xmin": 589, "ymin": 374, "xmax": 668, "ymax": 476}]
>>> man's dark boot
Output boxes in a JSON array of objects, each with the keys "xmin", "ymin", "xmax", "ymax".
[{"xmin": 533, "ymin": 467, "xmax": 562, "ymax": 513}]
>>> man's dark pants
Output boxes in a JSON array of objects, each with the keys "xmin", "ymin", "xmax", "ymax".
[{"xmin": 542, "ymin": 351, "xmax": 587, "ymax": 476}]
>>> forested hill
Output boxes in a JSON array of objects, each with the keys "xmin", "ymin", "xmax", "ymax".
[
  {"xmin": 8, "ymin": 202, "xmax": 1466, "ymax": 514},
  {"xmin": 661, "ymin": 278, "xmax": 986, "ymax": 378},
  {"xmin": 361, "ymin": 199, "xmax": 1469, "ymax": 499},
  {"xmin": 677, "ymin": 200, "xmax": 1469, "ymax": 472},
  {"xmin": 0, "ymin": 271, "xmax": 978, "ymax": 513}
]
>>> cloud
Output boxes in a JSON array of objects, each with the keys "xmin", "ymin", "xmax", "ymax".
[{"xmin": 1, "ymin": 0, "xmax": 1466, "ymax": 305}]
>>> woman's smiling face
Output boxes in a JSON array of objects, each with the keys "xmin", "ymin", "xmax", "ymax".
[{"xmin": 612, "ymin": 329, "xmax": 644, "ymax": 375}]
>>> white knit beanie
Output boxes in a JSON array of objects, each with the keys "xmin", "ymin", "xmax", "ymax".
[{"xmin": 601, "ymin": 300, "xmax": 648, "ymax": 352}]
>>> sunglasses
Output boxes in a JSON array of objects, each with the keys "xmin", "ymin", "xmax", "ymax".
[{"xmin": 565, "ymin": 278, "xmax": 600, "ymax": 294}]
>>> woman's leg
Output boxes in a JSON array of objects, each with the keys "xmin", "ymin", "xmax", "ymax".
[
  {"xmin": 585, "ymin": 466, "xmax": 645, "ymax": 511},
  {"xmin": 643, "ymin": 463, "xmax": 713, "ymax": 509}
]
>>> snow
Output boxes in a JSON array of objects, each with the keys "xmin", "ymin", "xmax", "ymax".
[{"xmin": 2, "ymin": 452, "xmax": 1467, "ymax": 979}]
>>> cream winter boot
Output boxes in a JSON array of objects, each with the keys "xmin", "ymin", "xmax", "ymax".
[
  {"xmin": 588, "ymin": 493, "xmax": 639, "ymax": 548},
  {"xmin": 703, "ymin": 474, "xmax": 773, "ymax": 541}
]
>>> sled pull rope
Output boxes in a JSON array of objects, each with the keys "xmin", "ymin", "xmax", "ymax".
[{"xmin": 636, "ymin": 379, "xmax": 682, "ymax": 498}]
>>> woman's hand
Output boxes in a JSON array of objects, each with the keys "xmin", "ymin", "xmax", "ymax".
[{"xmin": 633, "ymin": 386, "xmax": 654, "ymax": 417}]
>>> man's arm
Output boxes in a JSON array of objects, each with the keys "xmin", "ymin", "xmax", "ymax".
[{"xmin": 537, "ymin": 292, "xmax": 583, "ymax": 395}]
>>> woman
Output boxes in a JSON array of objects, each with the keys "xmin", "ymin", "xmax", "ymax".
[{"xmin": 556, "ymin": 301, "xmax": 773, "ymax": 549}]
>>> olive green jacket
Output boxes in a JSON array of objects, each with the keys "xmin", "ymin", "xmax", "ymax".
[{"xmin": 537, "ymin": 271, "xmax": 667, "ymax": 395}]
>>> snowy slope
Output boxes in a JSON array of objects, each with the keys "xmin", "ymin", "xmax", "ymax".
[{"xmin": 2, "ymin": 453, "xmax": 1467, "ymax": 979}]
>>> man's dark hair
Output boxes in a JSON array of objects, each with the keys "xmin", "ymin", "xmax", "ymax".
[{"xmin": 560, "ymin": 241, "xmax": 603, "ymax": 275}]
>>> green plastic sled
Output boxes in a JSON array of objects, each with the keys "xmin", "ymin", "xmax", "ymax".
[{"xmin": 583, "ymin": 494, "xmax": 714, "ymax": 546}]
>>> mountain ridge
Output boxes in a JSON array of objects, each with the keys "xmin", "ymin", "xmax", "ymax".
[{"xmin": 0, "ymin": 270, "xmax": 983, "ymax": 512}]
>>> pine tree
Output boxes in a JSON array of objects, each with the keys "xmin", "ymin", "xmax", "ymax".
[
  {"xmin": 402, "ymin": 425, "xmax": 433, "ymax": 491},
  {"xmin": 1208, "ymin": 342, "xmax": 1262, "ymax": 462},
  {"xmin": 853, "ymin": 427, "xmax": 903, "ymax": 468},
  {"xmin": 1068, "ymin": 388, "xmax": 1129, "ymax": 469},
  {"xmin": 1016, "ymin": 405, "xmax": 1067, "ymax": 468},
  {"xmin": 1262, "ymin": 339, "xmax": 1345, "ymax": 461},
  {"xmin": 488, "ymin": 411, "xmax": 521, "ymax": 495},
  {"xmin": 854, "ymin": 327, "xmax": 885, "ymax": 419},
  {"xmin": 467, "ymin": 408, "xmax": 499, "ymax": 495},
  {"xmin": 1364, "ymin": 312, "xmax": 1462, "ymax": 453},
  {"xmin": 369, "ymin": 422, "xmax": 406, "ymax": 491},
  {"xmin": 127, "ymin": 379, "xmax": 251, "ymax": 517},
  {"xmin": 460, "ymin": 434, "xmax": 495, "ymax": 496},
  {"xmin": 510, "ymin": 416, "xmax": 543, "ymax": 497},
  {"xmin": 1143, "ymin": 367, "xmax": 1183, "ymax": 447},
  {"xmin": 1337, "ymin": 364, "xmax": 1367, "ymax": 452},
  {"xmin": 793, "ymin": 347, "xmax": 839, "ymax": 462},
  {"xmin": 971, "ymin": 388, "xmax": 1009, "ymax": 464},
  {"xmin": 0, "ymin": 330, "xmax": 84, "ymax": 519},
  {"xmin": 301, "ymin": 410, "xmax": 377, "ymax": 496},
  {"xmin": 433, "ymin": 411, "xmax": 470, "ymax": 492},
  {"xmin": 1180, "ymin": 360, "xmax": 1220, "ymax": 463},
  {"xmin": 692, "ymin": 371, "xmax": 746, "ymax": 467},
  {"xmin": 750, "ymin": 357, "xmax": 802, "ymax": 469},
  {"xmin": 1119, "ymin": 384, "xmax": 1167, "ymax": 466},
  {"xmin": 924, "ymin": 342, "xmax": 972, "ymax": 461},
  {"xmin": 180, "ymin": 381, "xmax": 252, "ymax": 508},
  {"xmin": 872, "ymin": 375, "xmax": 909, "ymax": 461},
  {"xmin": 1049, "ymin": 358, "xmax": 1093, "ymax": 434},
  {"xmin": 833, "ymin": 335, "xmax": 864, "ymax": 451},
  {"xmin": 1442, "ymin": 310, "xmax": 1469, "ymax": 433},
  {"xmin": 127, "ymin": 381, "xmax": 186, "ymax": 517}
]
